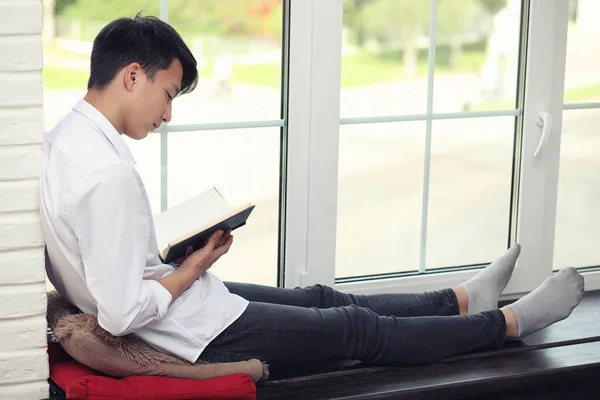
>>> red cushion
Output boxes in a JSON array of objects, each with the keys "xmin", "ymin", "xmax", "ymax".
[{"xmin": 48, "ymin": 344, "xmax": 257, "ymax": 400}]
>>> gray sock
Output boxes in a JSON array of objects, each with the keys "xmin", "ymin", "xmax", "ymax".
[
  {"xmin": 508, "ymin": 267, "xmax": 584, "ymax": 339},
  {"xmin": 462, "ymin": 243, "xmax": 521, "ymax": 314}
]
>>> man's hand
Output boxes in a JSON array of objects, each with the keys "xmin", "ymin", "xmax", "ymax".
[
  {"xmin": 159, "ymin": 229, "xmax": 233, "ymax": 301},
  {"xmin": 174, "ymin": 246, "xmax": 194, "ymax": 265},
  {"xmin": 179, "ymin": 229, "xmax": 233, "ymax": 276},
  {"xmin": 174, "ymin": 229, "xmax": 233, "ymax": 265}
]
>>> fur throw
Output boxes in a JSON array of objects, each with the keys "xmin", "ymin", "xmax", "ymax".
[{"xmin": 46, "ymin": 291, "xmax": 268, "ymax": 382}]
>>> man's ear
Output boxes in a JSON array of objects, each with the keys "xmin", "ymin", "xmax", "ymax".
[{"xmin": 123, "ymin": 63, "xmax": 142, "ymax": 92}]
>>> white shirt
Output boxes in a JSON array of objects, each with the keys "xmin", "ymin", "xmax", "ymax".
[{"xmin": 39, "ymin": 99, "xmax": 249, "ymax": 363}]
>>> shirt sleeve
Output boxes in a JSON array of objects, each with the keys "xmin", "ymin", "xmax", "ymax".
[{"xmin": 70, "ymin": 162, "xmax": 172, "ymax": 336}]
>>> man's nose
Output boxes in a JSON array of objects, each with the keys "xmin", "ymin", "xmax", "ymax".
[{"xmin": 162, "ymin": 103, "xmax": 172, "ymax": 123}]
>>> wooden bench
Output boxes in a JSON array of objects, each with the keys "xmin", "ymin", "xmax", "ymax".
[{"xmin": 257, "ymin": 291, "xmax": 600, "ymax": 399}]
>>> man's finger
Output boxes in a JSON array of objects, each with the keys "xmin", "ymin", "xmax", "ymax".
[
  {"xmin": 207, "ymin": 230, "xmax": 224, "ymax": 248},
  {"xmin": 216, "ymin": 235, "xmax": 234, "ymax": 256},
  {"xmin": 217, "ymin": 230, "xmax": 232, "ymax": 247}
]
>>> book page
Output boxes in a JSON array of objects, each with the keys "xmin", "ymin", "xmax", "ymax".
[{"xmin": 154, "ymin": 187, "xmax": 232, "ymax": 251}]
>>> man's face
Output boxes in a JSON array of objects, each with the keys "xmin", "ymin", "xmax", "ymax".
[{"xmin": 124, "ymin": 59, "xmax": 183, "ymax": 140}]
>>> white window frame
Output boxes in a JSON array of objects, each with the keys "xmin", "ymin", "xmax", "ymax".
[
  {"xmin": 285, "ymin": 0, "xmax": 600, "ymax": 297},
  {"xmin": 155, "ymin": 0, "xmax": 600, "ymax": 295},
  {"xmin": 285, "ymin": 0, "xmax": 343, "ymax": 288},
  {"xmin": 507, "ymin": 0, "xmax": 569, "ymax": 295}
]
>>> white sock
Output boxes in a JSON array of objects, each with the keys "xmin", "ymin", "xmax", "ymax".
[
  {"xmin": 462, "ymin": 243, "xmax": 521, "ymax": 314},
  {"xmin": 508, "ymin": 267, "xmax": 584, "ymax": 339}
]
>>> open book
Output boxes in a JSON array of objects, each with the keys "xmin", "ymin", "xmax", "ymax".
[{"xmin": 153, "ymin": 187, "xmax": 255, "ymax": 264}]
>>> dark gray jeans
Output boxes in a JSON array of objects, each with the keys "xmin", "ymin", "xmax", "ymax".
[{"xmin": 197, "ymin": 282, "xmax": 506, "ymax": 368}]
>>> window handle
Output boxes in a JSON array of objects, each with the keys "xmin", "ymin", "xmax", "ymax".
[{"xmin": 534, "ymin": 111, "xmax": 552, "ymax": 157}]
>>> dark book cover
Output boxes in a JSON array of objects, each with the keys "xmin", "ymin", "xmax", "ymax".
[{"xmin": 160, "ymin": 205, "xmax": 255, "ymax": 264}]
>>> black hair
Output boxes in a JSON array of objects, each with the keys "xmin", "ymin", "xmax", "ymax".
[{"xmin": 87, "ymin": 12, "xmax": 198, "ymax": 95}]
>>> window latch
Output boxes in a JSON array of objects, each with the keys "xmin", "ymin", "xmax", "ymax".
[{"xmin": 534, "ymin": 111, "xmax": 552, "ymax": 157}]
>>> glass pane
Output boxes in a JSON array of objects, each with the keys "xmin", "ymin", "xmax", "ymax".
[
  {"xmin": 426, "ymin": 117, "xmax": 514, "ymax": 269},
  {"xmin": 335, "ymin": 122, "xmax": 425, "ymax": 279},
  {"xmin": 166, "ymin": 128, "xmax": 280, "ymax": 286},
  {"xmin": 564, "ymin": 0, "xmax": 600, "ymax": 104},
  {"xmin": 168, "ymin": 0, "xmax": 283, "ymax": 124},
  {"xmin": 554, "ymin": 109, "xmax": 600, "ymax": 269},
  {"xmin": 340, "ymin": 1, "xmax": 431, "ymax": 117},
  {"xmin": 42, "ymin": 2, "xmax": 159, "ymax": 131},
  {"xmin": 433, "ymin": 0, "xmax": 522, "ymax": 112},
  {"xmin": 42, "ymin": 1, "xmax": 284, "ymax": 130}
]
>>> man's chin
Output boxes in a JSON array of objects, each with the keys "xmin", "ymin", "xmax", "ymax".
[{"xmin": 123, "ymin": 130, "xmax": 149, "ymax": 140}]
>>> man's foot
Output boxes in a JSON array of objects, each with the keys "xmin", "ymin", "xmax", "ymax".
[
  {"xmin": 460, "ymin": 243, "xmax": 521, "ymax": 314},
  {"xmin": 506, "ymin": 267, "xmax": 584, "ymax": 339}
]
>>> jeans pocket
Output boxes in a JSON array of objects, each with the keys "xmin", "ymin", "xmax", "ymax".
[{"xmin": 198, "ymin": 348, "xmax": 244, "ymax": 363}]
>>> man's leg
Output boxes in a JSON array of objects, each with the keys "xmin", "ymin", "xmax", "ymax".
[
  {"xmin": 202, "ymin": 268, "xmax": 583, "ymax": 368},
  {"xmin": 224, "ymin": 281, "xmax": 460, "ymax": 317},
  {"xmin": 199, "ymin": 301, "xmax": 507, "ymax": 368},
  {"xmin": 224, "ymin": 244, "xmax": 521, "ymax": 317}
]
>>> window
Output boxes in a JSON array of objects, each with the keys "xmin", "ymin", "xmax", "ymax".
[
  {"xmin": 336, "ymin": 0, "xmax": 521, "ymax": 278},
  {"xmin": 42, "ymin": 0, "xmax": 600, "ymax": 295},
  {"xmin": 42, "ymin": 0, "xmax": 285, "ymax": 286},
  {"xmin": 285, "ymin": 0, "xmax": 600, "ymax": 296},
  {"xmin": 335, "ymin": 0, "xmax": 524, "ymax": 281}
]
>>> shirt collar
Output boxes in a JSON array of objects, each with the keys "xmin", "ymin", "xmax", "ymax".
[{"xmin": 73, "ymin": 99, "xmax": 136, "ymax": 165}]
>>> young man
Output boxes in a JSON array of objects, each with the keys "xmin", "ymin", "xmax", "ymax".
[{"xmin": 40, "ymin": 14, "xmax": 585, "ymax": 370}]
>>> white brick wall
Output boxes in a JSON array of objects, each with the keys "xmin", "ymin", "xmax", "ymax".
[{"xmin": 0, "ymin": 1, "xmax": 48, "ymax": 399}]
